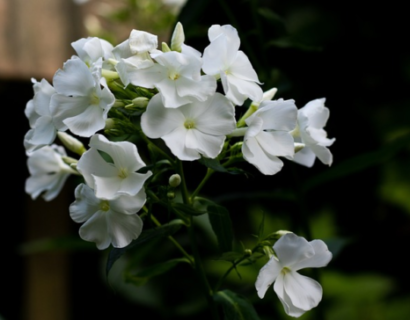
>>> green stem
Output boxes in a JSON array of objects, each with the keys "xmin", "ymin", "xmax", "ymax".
[
  {"xmin": 237, "ymin": 103, "xmax": 258, "ymax": 127},
  {"xmin": 214, "ymin": 255, "xmax": 249, "ymax": 292},
  {"xmin": 150, "ymin": 214, "xmax": 194, "ymax": 265},
  {"xmin": 190, "ymin": 168, "xmax": 214, "ymax": 201},
  {"xmin": 177, "ymin": 159, "xmax": 190, "ymax": 205}
]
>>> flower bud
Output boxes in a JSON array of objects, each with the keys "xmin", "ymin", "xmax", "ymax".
[
  {"xmin": 169, "ymin": 174, "xmax": 181, "ymax": 188},
  {"xmin": 131, "ymin": 97, "xmax": 149, "ymax": 109},
  {"xmin": 162, "ymin": 42, "xmax": 171, "ymax": 52},
  {"xmin": 171, "ymin": 22, "xmax": 184, "ymax": 52},
  {"xmin": 57, "ymin": 132, "xmax": 86, "ymax": 155}
]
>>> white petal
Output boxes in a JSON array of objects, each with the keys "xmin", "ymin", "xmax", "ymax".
[
  {"xmin": 176, "ymin": 75, "xmax": 216, "ymax": 102},
  {"xmin": 53, "ymin": 57, "xmax": 94, "ymax": 96},
  {"xmin": 141, "ymin": 94, "xmax": 185, "ymax": 138},
  {"xmin": 256, "ymin": 100, "xmax": 297, "ymax": 131},
  {"xmin": 185, "ymin": 129, "xmax": 225, "ymax": 159},
  {"xmin": 282, "ymin": 272, "xmax": 323, "ymax": 313},
  {"xmin": 110, "ymin": 188, "xmax": 147, "ymax": 215},
  {"xmin": 92, "ymin": 175, "xmax": 123, "ymax": 200},
  {"xmin": 156, "ymin": 78, "xmax": 192, "ymax": 108},
  {"xmin": 77, "ymin": 147, "xmax": 118, "ymax": 189},
  {"xmin": 273, "ymin": 233, "xmax": 315, "ymax": 268},
  {"xmin": 25, "ymin": 116, "xmax": 56, "ymax": 147},
  {"xmin": 242, "ymin": 137, "xmax": 284, "ymax": 175},
  {"xmin": 274, "ymin": 274, "xmax": 309, "ymax": 317},
  {"xmin": 69, "ymin": 184, "xmax": 101, "ymax": 223},
  {"xmin": 256, "ymin": 131, "xmax": 295, "ymax": 158},
  {"xmin": 293, "ymin": 146, "xmax": 316, "ymax": 167},
  {"xmin": 78, "ymin": 211, "xmax": 111, "ymax": 250},
  {"xmin": 194, "ymin": 93, "xmax": 236, "ymax": 136},
  {"xmin": 107, "ymin": 210, "xmax": 143, "ymax": 248},
  {"xmin": 255, "ymin": 256, "xmax": 282, "ymax": 298},
  {"xmin": 229, "ymin": 51, "xmax": 260, "ymax": 83},
  {"xmin": 202, "ymin": 35, "xmax": 231, "ymax": 75},
  {"xmin": 310, "ymin": 144, "xmax": 333, "ymax": 166},
  {"xmin": 300, "ymin": 98, "xmax": 329, "ymax": 129},
  {"xmin": 162, "ymin": 126, "xmax": 199, "ymax": 161},
  {"xmin": 32, "ymin": 79, "xmax": 55, "ymax": 116},
  {"xmin": 127, "ymin": 62, "xmax": 165, "ymax": 89},
  {"xmin": 63, "ymin": 103, "xmax": 106, "ymax": 137},
  {"xmin": 51, "ymin": 94, "xmax": 91, "ymax": 131},
  {"xmin": 226, "ymin": 75, "xmax": 262, "ymax": 105},
  {"xmin": 293, "ymin": 240, "xmax": 333, "ymax": 270}
]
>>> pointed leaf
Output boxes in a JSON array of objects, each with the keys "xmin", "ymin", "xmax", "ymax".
[
  {"xmin": 172, "ymin": 202, "xmax": 207, "ymax": 216},
  {"xmin": 106, "ymin": 219, "xmax": 184, "ymax": 276},
  {"xmin": 214, "ymin": 290, "xmax": 261, "ymax": 320}
]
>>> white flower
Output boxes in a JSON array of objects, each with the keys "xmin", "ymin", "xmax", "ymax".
[
  {"xmin": 51, "ymin": 57, "xmax": 115, "ymax": 137},
  {"xmin": 124, "ymin": 50, "xmax": 216, "ymax": 109},
  {"xmin": 293, "ymin": 98, "xmax": 335, "ymax": 167},
  {"xmin": 24, "ymin": 78, "xmax": 59, "ymax": 155},
  {"xmin": 71, "ymin": 37, "xmax": 114, "ymax": 71},
  {"xmin": 77, "ymin": 134, "xmax": 152, "ymax": 200},
  {"xmin": 202, "ymin": 24, "xmax": 263, "ymax": 106},
  {"xmin": 70, "ymin": 183, "xmax": 145, "ymax": 250},
  {"xmin": 255, "ymin": 233, "xmax": 332, "ymax": 318},
  {"xmin": 25, "ymin": 145, "xmax": 77, "ymax": 201},
  {"xmin": 141, "ymin": 92, "xmax": 236, "ymax": 161},
  {"xmin": 113, "ymin": 29, "xmax": 160, "ymax": 86},
  {"xmin": 242, "ymin": 99, "xmax": 297, "ymax": 175}
]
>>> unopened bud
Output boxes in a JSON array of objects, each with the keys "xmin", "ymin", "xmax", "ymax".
[
  {"xmin": 113, "ymin": 100, "xmax": 125, "ymax": 108},
  {"xmin": 262, "ymin": 246, "xmax": 274, "ymax": 259},
  {"xmin": 131, "ymin": 97, "xmax": 149, "ymax": 109},
  {"xmin": 171, "ymin": 22, "xmax": 184, "ymax": 52},
  {"xmin": 262, "ymin": 87, "xmax": 278, "ymax": 102},
  {"xmin": 162, "ymin": 42, "xmax": 171, "ymax": 52},
  {"xmin": 57, "ymin": 132, "xmax": 86, "ymax": 155},
  {"xmin": 169, "ymin": 174, "xmax": 181, "ymax": 188},
  {"xmin": 167, "ymin": 191, "xmax": 175, "ymax": 199},
  {"xmin": 244, "ymin": 249, "xmax": 252, "ymax": 256},
  {"xmin": 105, "ymin": 118, "xmax": 116, "ymax": 130}
]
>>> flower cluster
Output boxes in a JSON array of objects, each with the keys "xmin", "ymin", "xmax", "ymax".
[{"xmin": 23, "ymin": 22, "xmax": 335, "ymax": 318}]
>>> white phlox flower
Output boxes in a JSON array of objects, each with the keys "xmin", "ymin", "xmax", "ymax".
[
  {"xmin": 113, "ymin": 29, "xmax": 161, "ymax": 86},
  {"xmin": 292, "ymin": 98, "xmax": 335, "ymax": 167},
  {"xmin": 70, "ymin": 183, "xmax": 145, "ymax": 250},
  {"xmin": 202, "ymin": 24, "xmax": 263, "ymax": 106},
  {"xmin": 24, "ymin": 78, "xmax": 59, "ymax": 155},
  {"xmin": 255, "ymin": 233, "xmax": 332, "ymax": 318},
  {"xmin": 124, "ymin": 50, "xmax": 216, "ymax": 109},
  {"xmin": 141, "ymin": 92, "xmax": 236, "ymax": 161},
  {"xmin": 242, "ymin": 99, "xmax": 297, "ymax": 175},
  {"xmin": 51, "ymin": 57, "xmax": 115, "ymax": 137},
  {"xmin": 71, "ymin": 37, "xmax": 114, "ymax": 72},
  {"xmin": 25, "ymin": 145, "xmax": 77, "ymax": 201},
  {"xmin": 77, "ymin": 134, "xmax": 152, "ymax": 200}
]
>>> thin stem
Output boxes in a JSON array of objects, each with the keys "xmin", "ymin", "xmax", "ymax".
[
  {"xmin": 177, "ymin": 159, "xmax": 190, "ymax": 205},
  {"xmin": 214, "ymin": 255, "xmax": 249, "ymax": 292},
  {"xmin": 190, "ymin": 168, "xmax": 214, "ymax": 201},
  {"xmin": 150, "ymin": 214, "xmax": 194, "ymax": 265}
]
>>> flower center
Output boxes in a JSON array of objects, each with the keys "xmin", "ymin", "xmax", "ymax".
[
  {"xmin": 118, "ymin": 167, "xmax": 128, "ymax": 179},
  {"xmin": 100, "ymin": 200, "xmax": 110, "ymax": 212},
  {"xmin": 184, "ymin": 119, "xmax": 196, "ymax": 129},
  {"xmin": 281, "ymin": 267, "xmax": 291, "ymax": 275},
  {"xmin": 168, "ymin": 71, "xmax": 180, "ymax": 81}
]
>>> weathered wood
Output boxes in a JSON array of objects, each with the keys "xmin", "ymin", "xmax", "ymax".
[{"xmin": 0, "ymin": 0, "xmax": 84, "ymax": 80}]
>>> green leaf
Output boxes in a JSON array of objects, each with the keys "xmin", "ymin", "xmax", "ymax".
[
  {"xmin": 124, "ymin": 258, "xmax": 190, "ymax": 286},
  {"xmin": 172, "ymin": 202, "xmax": 207, "ymax": 216},
  {"xmin": 198, "ymin": 157, "xmax": 246, "ymax": 175},
  {"xmin": 214, "ymin": 290, "xmax": 261, "ymax": 320},
  {"xmin": 106, "ymin": 219, "xmax": 184, "ymax": 276},
  {"xmin": 208, "ymin": 204, "xmax": 234, "ymax": 253}
]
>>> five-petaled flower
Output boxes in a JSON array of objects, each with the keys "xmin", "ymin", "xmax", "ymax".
[{"xmin": 255, "ymin": 233, "xmax": 332, "ymax": 317}]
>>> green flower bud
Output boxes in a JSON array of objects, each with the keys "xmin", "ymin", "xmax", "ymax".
[
  {"xmin": 57, "ymin": 132, "xmax": 86, "ymax": 155},
  {"xmin": 169, "ymin": 174, "xmax": 181, "ymax": 188}
]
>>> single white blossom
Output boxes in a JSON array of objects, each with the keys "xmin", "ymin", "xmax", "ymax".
[
  {"xmin": 293, "ymin": 98, "xmax": 335, "ymax": 167},
  {"xmin": 255, "ymin": 233, "xmax": 332, "ymax": 318},
  {"xmin": 77, "ymin": 134, "xmax": 152, "ymax": 200},
  {"xmin": 25, "ymin": 145, "xmax": 77, "ymax": 201},
  {"xmin": 70, "ymin": 183, "xmax": 145, "ymax": 250},
  {"xmin": 71, "ymin": 37, "xmax": 114, "ymax": 72},
  {"xmin": 141, "ymin": 93, "xmax": 236, "ymax": 161},
  {"xmin": 202, "ymin": 24, "xmax": 263, "ymax": 106},
  {"xmin": 124, "ymin": 50, "xmax": 216, "ymax": 109},
  {"xmin": 51, "ymin": 57, "xmax": 115, "ymax": 137},
  {"xmin": 242, "ymin": 99, "xmax": 297, "ymax": 175}
]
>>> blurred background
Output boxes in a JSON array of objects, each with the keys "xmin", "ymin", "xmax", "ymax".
[{"xmin": 1, "ymin": 0, "xmax": 410, "ymax": 319}]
